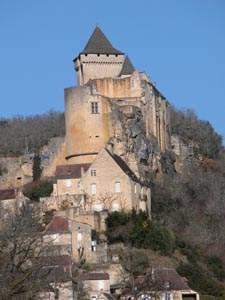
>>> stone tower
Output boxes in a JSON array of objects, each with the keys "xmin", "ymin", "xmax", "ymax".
[
  {"xmin": 64, "ymin": 26, "xmax": 171, "ymax": 169},
  {"xmin": 74, "ymin": 26, "xmax": 124, "ymax": 85}
]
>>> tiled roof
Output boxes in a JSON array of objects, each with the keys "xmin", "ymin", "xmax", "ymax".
[
  {"xmin": 106, "ymin": 149, "xmax": 139, "ymax": 182},
  {"xmin": 135, "ymin": 269, "xmax": 191, "ymax": 291},
  {"xmin": 119, "ymin": 56, "xmax": 135, "ymax": 76},
  {"xmin": 46, "ymin": 216, "xmax": 69, "ymax": 233},
  {"xmin": 0, "ymin": 188, "xmax": 17, "ymax": 200},
  {"xmin": 38, "ymin": 255, "xmax": 72, "ymax": 267},
  {"xmin": 80, "ymin": 272, "xmax": 109, "ymax": 281},
  {"xmin": 80, "ymin": 26, "xmax": 124, "ymax": 55},
  {"xmin": 154, "ymin": 269, "xmax": 191, "ymax": 290},
  {"xmin": 56, "ymin": 163, "xmax": 91, "ymax": 179},
  {"xmin": 38, "ymin": 266, "xmax": 71, "ymax": 283}
]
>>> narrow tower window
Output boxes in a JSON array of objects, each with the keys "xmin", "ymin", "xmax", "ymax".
[{"xmin": 91, "ymin": 102, "xmax": 99, "ymax": 114}]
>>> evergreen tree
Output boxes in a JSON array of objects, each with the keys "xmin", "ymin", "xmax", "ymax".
[{"xmin": 32, "ymin": 152, "xmax": 42, "ymax": 181}]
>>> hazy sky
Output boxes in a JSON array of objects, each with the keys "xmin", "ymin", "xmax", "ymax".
[{"xmin": 1, "ymin": 0, "xmax": 225, "ymax": 141}]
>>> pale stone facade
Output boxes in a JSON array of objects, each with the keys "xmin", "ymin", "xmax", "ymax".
[
  {"xmin": 43, "ymin": 216, "xmax": 92, "ymax": 264},
  {"xmin": 41, "ymin": 148, "xmax": 151, "ymax": 218}
]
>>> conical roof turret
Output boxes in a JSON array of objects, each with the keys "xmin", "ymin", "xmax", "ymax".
[
  {"xmin": 119, "ymin": 55, "xmax": 135, "ymax": 76},
  {"xmin": 80, "ymin": 26, "xmax": 124, "ymax": 55}
]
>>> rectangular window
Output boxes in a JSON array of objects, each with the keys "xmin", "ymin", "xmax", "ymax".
[
  {"xmin": 91, "ymin": 169, "xmax": 96, "ymax": 176},
  {"xmin": 115, "ymin": 182, "xmax": 121, "ymax": 193},
  {"xmin": 66, "ymin": 179, "xmax": 72, "ymax": 188},
  {"xmin": 91, "ymin": 102, "xmax": 99, "ymax": 114},
  {"xmin": 163, "ymin": 293, "xmax": 173, "ymax": 300},
  {"xmin": 91, "ymin": 183, "xmax": 96, "ymax": 195},
  {"xmin": 113, "ymin": 203, "xmax": 119, "ymax": 211},
  {"xmin": 134, "ymin": 183, "xmax": 137, "ymax": 194}
]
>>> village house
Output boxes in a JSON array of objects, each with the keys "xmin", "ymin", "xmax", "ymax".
[
  {"xmin": 46, "ymin": 148, "xmax": 150, "ymax": 214},
  {"xmin": 0, "ymin": 188, "xmax": 26, "ymax": 221},
  {"xmin": 78, "ymin": 272, "xmax": 110, "ymax": 300},
  {"xmin": 126, "ymin": 269, "xmax": 200, "ymax": 300},
  {"xmin": 43, "ymin": 215, "xmax": 92, "ymax": 264}
]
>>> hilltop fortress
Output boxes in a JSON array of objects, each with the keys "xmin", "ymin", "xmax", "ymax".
[
  {"xmin": 1, "ymin": 26, "xmax": 173, "ymax": 220},
  {"xmin": 39, "ymin": 26, "xmax": 172, "ymax": 218},
  {"xmin": 65, "ymin": 26, "xmax": 171, "ymax": 168}
]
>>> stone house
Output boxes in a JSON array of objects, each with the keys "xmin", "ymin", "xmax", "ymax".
[
  {"xmin": 124, "ymin": 269, "xmax": 200, "ymax": 300},
  {"xmin": 38, "ymin": 265, "xmax": 76, "ymax": 300},
  {"xmin": 79, "ymin": 272, "xmax": 110, "ymax": 300},
  {"xmin": 0, "ymin": 188, "xmax": 26, "ymax": 220},
  {"xmin": 43, "ymin": 215, "xmax": 92, "ymax": 264},
  {"xmin": 48, "ymin": 148, "xmax": 150, "ymax": 216}
]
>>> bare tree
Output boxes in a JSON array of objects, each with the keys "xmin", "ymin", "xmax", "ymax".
[
  {"xmin": 116, "ymin": 247, "xmax": 161, "ymax": 300},
  {"xmin": 0, "ymin": 203, "xmax": 51, "ymax": 299}
]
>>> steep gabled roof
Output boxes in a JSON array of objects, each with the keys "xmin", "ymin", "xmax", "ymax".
[
  {"xmin": 80, "ymin": 26, "xmax": 124, "ymax": 55},
  {"xmin": 106, "ymin": 149, "xmax": 139, "ymax": 183},
  {"xmin": 134, "ymin": 269, "xmax": 194, "ymax": 292},
  {"xmin": 119, "ymin": 55, "xmax": 135, "ymax": 76},
  {"xmin": 154, "ymin": 269, "xmax": 191, "ymax": 290},
  {"xmin": 46, "ymin": 216, "xmax": 69, "ymax": 233}
]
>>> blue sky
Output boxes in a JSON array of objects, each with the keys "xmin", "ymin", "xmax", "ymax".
[{"xmin": 1, "ymin": 0, "xmax": 225, "ymax": 141}]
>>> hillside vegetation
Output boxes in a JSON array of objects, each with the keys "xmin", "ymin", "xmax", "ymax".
[
  {"xmin": 150, "ymin": 107, "xmax": 225, "ymax": 298},
  {"xmin": 0, "ymin": 111, "xmax": 65, "ymax": 156},
  {"xmin": 1, "ymin": 106, "xmax": 225, "ymax": 298}
]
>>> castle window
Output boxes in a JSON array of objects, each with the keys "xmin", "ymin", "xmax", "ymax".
[
  {"xmin": 66, "ymin": 180, "xmax": 72, "ymax": 188},
  {"xmin": 91, "ymin": 183, "xmax": 96, "ymax": 195},
  {"xmin": 91, "ymin": 102, "xmax": 99, "ymax": 114},
  {"xmin": 115, "ymin": 182, "xmax": 121, "ymax": 193},
  {"xmin": 91, "ymin": 169, "xmax": 96, "ymax": 176}
]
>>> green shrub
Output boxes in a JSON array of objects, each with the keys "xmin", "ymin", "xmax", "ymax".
[
  {"xmin": 42, "ymin": 209, "xmax": 55, "ymax": 225},
  {"xmin": 177, "ymin": 263, "xmax": 225, "ymax": 297},
  {"xmin": 23, "ymin": 180, "xmax": 54, "ymax": 202},
  {"xmin": 206, "ymin": 255, "xmax": 225, "ymax": 281},
  {"xmin": 105, "ymin": 210, "xmax": 175, "ymax": 255}
]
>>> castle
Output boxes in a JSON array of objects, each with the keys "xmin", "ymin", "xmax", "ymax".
[
  {"xmin": 0, "ymin": 26, "xmax": 200, "ymax": 300},
  {"xmin": 38, "ymin": 25, "xmax": 172, "ymax": 219}
]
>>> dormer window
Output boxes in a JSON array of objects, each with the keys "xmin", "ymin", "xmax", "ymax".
[
  {"xmin": 164, "ymin": 281, "xmax": 171, "ymax": 289},
  {"xmin": 91, "ymin": 102, "xmax": 99, "ymax": 114}
]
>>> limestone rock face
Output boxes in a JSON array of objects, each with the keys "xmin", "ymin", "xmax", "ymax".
[{"xmin": 108, "ymin": 103, "xmax": 161, "ymax": 178}]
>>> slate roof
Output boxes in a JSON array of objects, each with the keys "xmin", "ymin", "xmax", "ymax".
[
  {"xmin": 38, "ymin": 266, "xmax": 71, "ymax": 283},
  {"xmin": 119, "ymin": 56, "xmax": 135, "ymax": 76},
  {"xmin": 106, "ymin": 149, "xmax": 139, "ymax": 182},
  {"xmin": 80, "ymin": 26, "xmax": 124, "ymax": 55},
  {"xmin": 56, "ymin": 163, "xmax": 91, "ymax": 179},
  {"xmin": 80, "ymin": 272, "xmax": 109, "ymax": 281},
  {"xmin": 154, "ymin": 269, "xmax": 191, "ymax": 290},
  {"xmin": 38, "ymin": 255, "xmax": 72, "ymax": 268},
  {"xmin": 46, "ymin": 216, "xmax": 69, "ymax": 233},
  {"xmin": 135, "ymin": 269, "xmax": 192, "ymax": 291},
  {"xmin": 0, "ymin": 188, "xmax": 17, "ymax": 200}
]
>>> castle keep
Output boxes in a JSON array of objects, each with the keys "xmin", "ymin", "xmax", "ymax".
[{"xmin": 65, "ymin": 26, "xmax": 171, "ymax": 166}]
